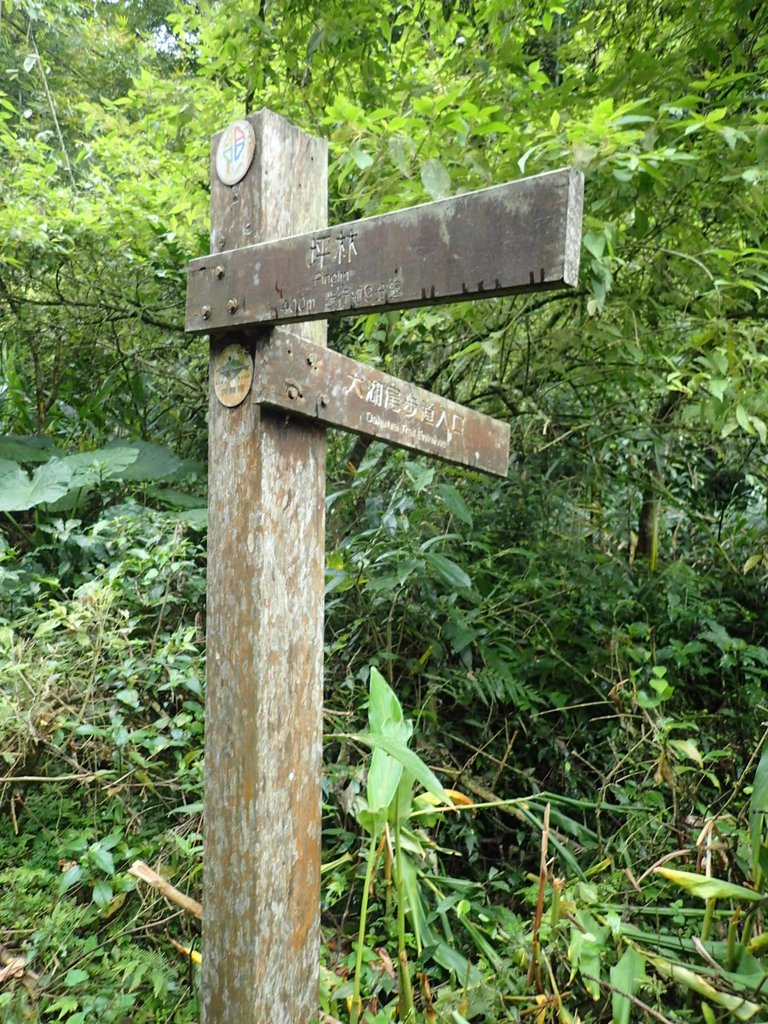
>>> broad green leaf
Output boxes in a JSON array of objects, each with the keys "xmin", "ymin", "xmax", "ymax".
[
  {"xmin": 174, "ymin": 508, "xmax": 208, "ymax": 530},
  {"xmin": 568, "ymin": 909, "xmax": 607, "ymax": 1000},
  {"xmin": 349, "ymin": 144, "xmax": 373, "ymax": 170},
  {"xmin": 743, "ymin": 553, "xmax": 765, "ymax": 574},
  {"xmin": 115, "ymin": 687, "xmax": 141, "ymax": 708},
  {"xmin": 58, "ymin": 863, "xmax": 83, "ymax": 894},
  {"xmin": 404, "ymin": 462, "xmax": 434, "ymax": 493},
  {"xmin": 368, "ymin": 743, "xmax": 403, "ymax": 818},
  {"xmin": 63, "ymin": 446, "xmax": 139, "ymax": 486},
  {"xmin": 421, "ymin": 158, "xmax": 451, "ymax": 199},
  {"xmin": 92, "ymin": 879, "xmax": 113, "ymax": 908},
  {"xmin": 432, "ymin": 941, "xmax": 483, "ymax": 987},
  {"xmin": 610, "ymin": 946, "xmax": 645, "ymax": 1024},
  {"xmin": 368, "ymin": 717, "xmax": 412, "ymax": 815},
  {"xmin": 144, "ymin": 486, "xmax": 207, "ymax": 510},
  {"xmin": 750, "ymin": 744, "xmax": 768, "ymax": 886},
  {"xmin": 354, "ymin": 732, "xmax": 449, "ymax": 804},
  {"xmin": 751, "ymin": 415, "xmax": 767, "ymax": 445},
  {"xmin": 436, "ymin": 484, "xmax": 473, "ymax": 526},
  {"xmin": 702, "ymin": 1002, "xmax": 717, "ymax": 1024},
  {"xmin": 89, "ymin": 844, "xmax": 115, "ymax": 876},
  {"xmin": 0, "ymin": 435, "xmax": 60, "ymax": 463},
  {"xmin": 366, "ymin": 668, "xmax": 412, "ymax": 818},
  {"xmin": 388, "ymin": 136, "xmax": 410, "ymax": 176},
  {"xmin": 472, "ymin": 121, "xmax": 512, "ymax": 136},
  {"xmin": 756, "ymin": 125, "xmax": 768, "ymax": 167},
  {"xmin": 750, "ymin": 744, "xmax": 768, "ymax": 817},
  {"xmin": 706, "ymin": 378, "xmax": 728, "ymax": 402},
  {"xmin": 0, "ymin": 458, "xmax": 72, "ymax": 511},
  {"xmin": 424, "ymin": 551, "xmax": 472, "ymax": 592},
  {"xmin": 368, "ymin": 666, "xmax": 403, "ymax": 734},
  {"xmin": 105, "ymin": 441, "xmax": 181, "ymax": 482},
  {"xmin": 64, "ymin": 968, "xmax": 89, "ymax": 987},
  {"xmin": 735, "ymin": 404, "xmax": 753, "ymax": 434},
  {"xmin": 397, "ymin": 846, "xmax": 430, "ymax": 953},
  {"xmin": 655, "ymin": 867, "xmax": 763, "ymax": 902},
  {"xmin": 444, "ymin": 616, "xmax": 476, "ymax": 652},
  {"xmin": 392, "ymin": 767, "xmax": 415, "ymax": 825},
  {"xmin": 583, "ymin": 230, "xmax": 606, "ymax": 259}
]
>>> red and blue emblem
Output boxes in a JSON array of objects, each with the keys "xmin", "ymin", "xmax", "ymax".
[
  {"xmin": 215, "ymin": 120, "xmax": 256, "ymax": 186},
  {"xmin": 223, "ymin": 123, "xmax": 246, "ymax": 169}
]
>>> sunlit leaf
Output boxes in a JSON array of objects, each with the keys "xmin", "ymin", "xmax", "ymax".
[
  {"xmin": 667, "ymin": 738, "xmax": 703, "ymax": 766},
  {"xmin": 420, "ymin": 158, "xmax": 450, "ymax": 199},
  {"xmin": 655, "ymin": 868, "xmax": 763, "ymax": 902},
  {"xmin": 650, "ymin": 955, "xmax": 760, "ymax": 1019}
]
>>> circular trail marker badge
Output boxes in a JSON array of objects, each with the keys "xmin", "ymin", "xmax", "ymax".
[
  {"xmin": 215, "ymin": 120, "xmax": 256, "ymax": 186},
  {"xmin": 214, "ymin": 344, "xmax": 254, "ymax": 407}
]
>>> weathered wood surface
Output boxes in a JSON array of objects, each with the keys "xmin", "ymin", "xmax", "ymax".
[
  {"xmin": 253, "ymin": 333, "xmax": 510, "ymax": 476},
  {"xmin": 203, "ymin": 109, "xmax": 327, "ymax": 1024},
  {"xmin": 186, "ymin": 167, "xmax": 583, "ymax": 331}
]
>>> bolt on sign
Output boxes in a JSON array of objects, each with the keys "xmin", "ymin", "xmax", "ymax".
[{"xmin": 186, "ymin": 109, "xmax": 582, "ymax": 1024}]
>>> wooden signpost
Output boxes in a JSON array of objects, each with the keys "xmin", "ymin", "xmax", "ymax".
[{"xmin": 186, "ymin": 109, "xmax": 582, "ymax": 1023}]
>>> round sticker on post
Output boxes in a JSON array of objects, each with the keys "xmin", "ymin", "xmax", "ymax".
[
  {"xmin": 215, "ymin": 120, "xmax": 256, "ymax": 186},
  {"xmin": 213, "ymin": 344, "xmax": 254, "ymax": 408}
]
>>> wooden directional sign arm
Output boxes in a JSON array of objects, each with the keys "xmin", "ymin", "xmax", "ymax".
[
  {"xmin": 187, "ymin": 167, "xmax": 583, "ymax": 332},
  {"xmin": 253, "ymin": 334, "xmax": 511, "ymax": 477}
]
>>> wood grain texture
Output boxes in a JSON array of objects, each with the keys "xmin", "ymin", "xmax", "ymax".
[
  {"xmin": 187, "ymin": 168, "xmax": 583, "ymax": 332},
  {"xmin": 203, "ymin": 109, "xmax": 327, "ymax": 1024},
  {"xmin": 252, "ymin": 333, "xmax": 510, "ymax": 477}
]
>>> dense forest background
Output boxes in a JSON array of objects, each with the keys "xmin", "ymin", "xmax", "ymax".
[{"xmin": 1, "ymin": 0, "xmax": 767, "ymax": 1021}]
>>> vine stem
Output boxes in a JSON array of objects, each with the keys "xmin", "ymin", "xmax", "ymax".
[
  {"xmin": 30, "ymin": 30, "xmax": 76, "ymax": 188},
  {"xmin": 351, "ymin": 829, "xmax": 379, "ymax": 1024}
]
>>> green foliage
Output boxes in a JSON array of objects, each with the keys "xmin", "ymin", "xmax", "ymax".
[{"xmin": 2, "ymin": 0, "xmax": 768, "ymax": 1020}]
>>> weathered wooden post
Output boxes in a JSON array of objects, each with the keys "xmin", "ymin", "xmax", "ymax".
[
  {"xmin": 203, "ymin": 111, "xmax": 327, "ymax": 1023},
  {"xmin": 188, "ymin": 108, "xmax": 582, "ymax": 1023}
]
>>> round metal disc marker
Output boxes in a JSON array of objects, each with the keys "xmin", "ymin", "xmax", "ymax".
[
  {"xmin": 213, "ymin": 344, "xmax": 254, "ymax": 407},
  {"xmin": 215, "ymin": 120, "xmax": 256, "ymax": 186}
]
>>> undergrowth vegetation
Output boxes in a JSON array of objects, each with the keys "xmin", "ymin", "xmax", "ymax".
[
  {"xmin": 1, "ymin": 437, "xmax": 766, "ymax": 1022},
  {"xmin": 2, "ymin": 0, "xmax": 768, "ymax": 1020}
]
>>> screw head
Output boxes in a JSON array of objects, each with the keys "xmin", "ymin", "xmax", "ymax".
[
  {"xmin": 214, "ymin": 265, "xmax": 225, "ymax": 279},
  {"xmin": 286, "ymin": 384, "xmax": 299, "ymax": 400},
  {"xmin": 227, "ymin": 297, "xmax": 239, "ymax": 314},
  {"xmin": 306, "ymin": 353, "xmax": 317, "ymax": 367},
  {"xmin": 201, "ymin": 305, "xmax": 211, "ymax": 320},
  {"xmin": 319, "ymin": 394, "xmax": 329, "ymax": 408}
]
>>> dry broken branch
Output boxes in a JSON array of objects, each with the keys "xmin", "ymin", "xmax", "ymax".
[{"xmin": 129, "ymin": 860, "xmax": 202, "ymax": 919}]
